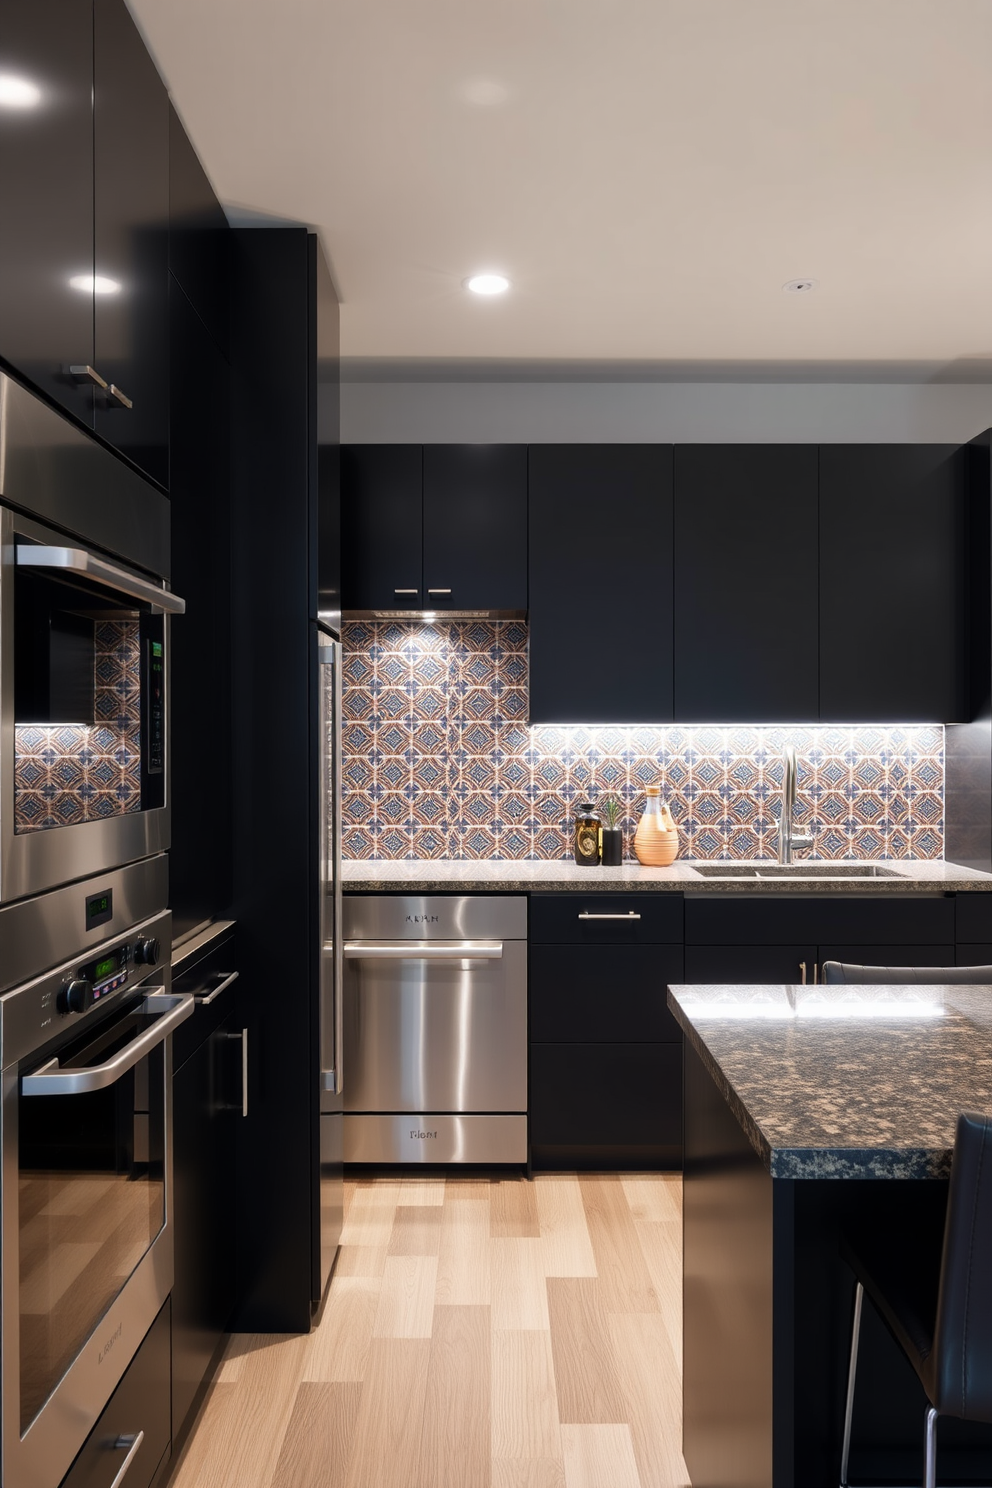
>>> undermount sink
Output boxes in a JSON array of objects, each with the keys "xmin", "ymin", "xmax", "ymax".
[{"xmin": 691, "ymin": 863, "xmax": 900, "ymax": 880}]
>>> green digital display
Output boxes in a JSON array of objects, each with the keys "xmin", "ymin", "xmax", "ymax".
[
  {"xmin": 94, "ymin": 955, "xmax": 116, "ymax": 981},
  {"xmin": 152, "ymin": 641, "xmax": 163, "ymax": 658}
]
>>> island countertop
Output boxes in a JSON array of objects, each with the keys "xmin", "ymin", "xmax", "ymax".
[
  {"xmin": 667, "ymin": 981, "xmax": 992, "ymax": 1181},
  {"xmin": 342, "ymin": 857, "xmax": 992, "ymax": 894}
]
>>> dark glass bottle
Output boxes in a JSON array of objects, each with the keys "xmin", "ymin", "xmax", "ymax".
[{"xmin": 574, "ymin": 801, "xmax": 601, "ymax": 866}]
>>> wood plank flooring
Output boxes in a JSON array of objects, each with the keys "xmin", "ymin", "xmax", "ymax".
[{"xmin": 169, "ymin": 1173, "xmax": 689, "ymax": 1488}]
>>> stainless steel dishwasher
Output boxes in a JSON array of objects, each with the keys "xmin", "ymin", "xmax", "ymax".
[{"xmin": 342, "ymin": 895, "xmax": 527, "ymax": 1163}]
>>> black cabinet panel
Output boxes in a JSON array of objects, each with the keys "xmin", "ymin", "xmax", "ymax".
[
  {"xmin": 341, "ymin": 445, "xmax": 422, "ymax": 609},
  {"xmin": 62, "ymin": 1302, "xmax": 170, "ymax": 1488},
  {"xmin": 685, "ymin": 943, "xmax": 816, "ymax": 984},
  {"xmin": 685, "ymin": 894, "xmax": 955, "ymax": 946},
  {"xmin": 0, "ymin": 0, "xmax": 95, "ymax": 424},
  {"xmin": 674, "ymin": 446, "xmax": 819, "ymax": 721},
  {"xmin": 530, "ymin": 1043, "xmax": 682, "ymax": 1153},
  {"xmin": 528, "ymin": 445, "xmax": 674, "ymax": 723},
  {"xmin": 529, "ymin": 891, "xmax": 683, "ymax": 945},
  {"xmin": 423, "ymin": 445, "xmax": 527, "ymax": 612},
  {"xmin": 956, "ymin": 893, "xmax": 992, "ymax": 945},
  {"xmin": 530, "ymin": 945, "xmax": 684, "ymax": 1043},
  {"xmin": 957, "ymin": 945, "xmax": 992, "ymax": 967},
  {"xmin": 819, "ymin": 446, "xmax": 966, "ymax": 721},
  {"xmin": 168, "ymin": 104, "xmax": 230, "ymax": 357},
  {"xmin": 93, "ymin": 0, "xmax": 170, "ymax": 488}
]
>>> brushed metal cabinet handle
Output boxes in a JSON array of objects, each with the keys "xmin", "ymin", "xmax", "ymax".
[
  {"xmin": 393, "ymin": 588, "xmax": 418, "ymax": 595},
  {"xmin": 800, "ymin": 961, "xmax": 807, "ymax": 985},
  {"xmin": 241, "ymin": 1028, "xmax": 249, "ymax": 1117},
  {"xmin": 427, "ymin": 588, "xmax": 452, "ymax": 595},
  {"xmin": 109, "ymin": 1432, "xmax": 144, "ymax": 1488},
  {"xmin": 69, "ymin": 364, "xmax": 108, "ymax": 389},
  {"xmin": 577, "ymin": 912, "xmax": 642, "ymax": 921},
  {"xmin": 196, "ymin": 970, "xmax": 238, "ymax": 1006},
  {"xmin": 107, "ymin": 383, "xmax": 133, "ymax": 410}
]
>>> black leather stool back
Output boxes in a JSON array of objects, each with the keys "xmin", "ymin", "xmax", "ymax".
[
  {"xmin": 822, "ymin": 962, "xmax": 992, "ymax": 984},
  {"xmin": 929, "ymin": 1111, "xmax": 992, "ymax": 1421}
]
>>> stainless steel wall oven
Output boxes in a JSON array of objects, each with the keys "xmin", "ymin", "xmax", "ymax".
[{"xmin": 0, "ymin": 857, "xmax": 186, "ymax": 1488}]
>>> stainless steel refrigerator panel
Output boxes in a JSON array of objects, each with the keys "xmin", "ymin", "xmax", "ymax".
[
  {"xmin": 318, "ymin": 634, "xmax": 343, "ymax": 1098},
  {"xmin": 343, "ymin": 894, "xmax": 527, "ymax": 943},
  {"xmin": 343, "ymin": 938, "xmax": 527, "ymax": 1113},
  {"xmin": 344, "ymin": 1113, "xmax": 527, "ymax": 1165},
  {"xmin": 319, "ymin": 1112, "xmax": 343, "ymax": 1295}
]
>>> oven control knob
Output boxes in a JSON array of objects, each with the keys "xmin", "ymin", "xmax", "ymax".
[
  {"xmin": 134, "ymin": 937, "xmax": 160, "ymax": 967},
  {"xmin": 58, "ymin": 978, "xmax": 92, "ymax": 1016}
]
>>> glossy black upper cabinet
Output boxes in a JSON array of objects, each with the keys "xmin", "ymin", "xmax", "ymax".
[
  {"xmin": 169, "ymin": 104, "xmax": 230, "ymax": 358},
  {"xmin": 0, "ymin": 1, "xmax": 96, "ymax": 425},
  {"xmin": 819, "ymin": 446, "xmax": 967, "ymax": 721},
  {"xmin": 529, "ymin": 445, "xmax": 674, "ymax": 723},
  {"xmin": 423, "ymin": 446, "xmax": 527, "ymax": 613},
  {"xmin": 341, "ymin": 445, "xmax": 527, "ymax": 614},
  {"xmin": 341, "ymin": 446, "xmax": 423, "ymax": 610},
  {"xmin": 675, "ymin": 446, "xmax": 819, "ymax": 721},
  {"xmin": 92, "ymin": 0, "xmax": 170, "ymax": 489}
]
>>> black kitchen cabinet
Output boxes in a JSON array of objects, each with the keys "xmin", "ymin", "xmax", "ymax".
[
  {"xmin": 0, "ymin": 1, "xmax": 96, "ymax": 425},
  {"xmin": 92, "ymin": 0, "xmax": 170, "ymax": 488},
  {"xmin": 341, "ymin": 444, "xmax": 526, "ymax": 614},
  {"xmin": 819, "ymin": 446, "xmax": 967, "ymax": 721},
  {"xmin": 528, "ymin": 892, "xmax": 683, "ymax": 1168},
  {"xmin": 423, "ymin": 445, "xmax": 527, "ymax": 612},
  {"xmin": 169, "ymin": 104, "xmax": 230, "ymax": 359},
  {"xmin": 171, "ymin": 934, "xmax": 240, "ymax": 1448},
  {"xmin": 674, "ymin": 445, "xmax": 819, "ymax": 720},
  {"xmin": 528, "ymin": 445, "xmax": 674, "ymax": 723}
]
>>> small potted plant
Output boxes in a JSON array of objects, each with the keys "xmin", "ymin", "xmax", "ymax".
[{"xmin": 599, "ymin": 795, "xmax": 624, "ymax": 865}]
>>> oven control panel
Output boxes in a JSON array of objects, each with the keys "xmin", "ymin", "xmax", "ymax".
[{"xmin": 56, "ymin": 938, "xmax": 146, "ymax": 1016}]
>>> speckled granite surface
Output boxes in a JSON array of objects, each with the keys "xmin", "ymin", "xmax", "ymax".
[
  {"xmin": 668, "ymin": 982, "xmax": 992, "ymax": 1180},
  {"xmin": 342, "ymin": 858, "xmax": 992, "ymax": 894}
]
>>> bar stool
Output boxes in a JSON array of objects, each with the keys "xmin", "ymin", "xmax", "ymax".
[
  {"xmin": 838, "ymin": 1111, "xmax": 992, "ymax": 1488},
  {"xmin": 822, "ymin": 961, "xmax": 992, "ymax": 984}
]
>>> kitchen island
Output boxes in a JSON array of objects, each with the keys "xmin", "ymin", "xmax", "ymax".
[{"xmin": 667, "ymin": 981, "xmax": 992, "ymax": 1487}]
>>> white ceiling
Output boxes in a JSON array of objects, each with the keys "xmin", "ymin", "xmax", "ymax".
[{"xmin": 130, "ymin": 0, "xmax": 992, "ymax": 379}]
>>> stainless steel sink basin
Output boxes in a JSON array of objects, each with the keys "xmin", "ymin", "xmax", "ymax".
[{"xmin": 691, "ymin": 863, "xmax": 900, "ymax": 880}]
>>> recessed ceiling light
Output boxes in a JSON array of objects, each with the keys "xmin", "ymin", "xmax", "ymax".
[
  {"xmin": 457, "ymin": 78, "xmax": 510, "ymax": 107},
  {"xmin": 0, "ymin": 73, "xmax": 42, "ymax": 109},
  {"xmin": 69, "ymin": 274, "xmax": 121, "ymax": 295},
  {"xmin": 783, "ymin": 278, "xmax": 818, "ymax": 294},
  {"xmin": 465, "ymin": 273, "xmax": 510, "ymax": 296}
]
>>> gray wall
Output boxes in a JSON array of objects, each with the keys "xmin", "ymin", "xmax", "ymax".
[{"xmin": 342, "ymin": 380, "xmax": 992, "ymax": 445}]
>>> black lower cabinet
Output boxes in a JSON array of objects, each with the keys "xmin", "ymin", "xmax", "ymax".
[
  {"xmin": 530, "ymin": 1044, "xmax": 682, "ymax": 1168},
  {"xmin": 171, "ymin": 952, "xmax": 240, "ymax": 1448},
  {"xmin": 62, "ymin": 1301, "xmax": 171, "ymax": 1488}
]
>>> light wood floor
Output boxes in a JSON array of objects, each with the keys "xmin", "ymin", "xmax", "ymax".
[{"xmin": 169, "ymin": 1173, "xmax": 689, "ymax": 1488}]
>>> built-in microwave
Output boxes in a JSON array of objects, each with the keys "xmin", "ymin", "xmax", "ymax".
[{"xmin": 0, "ymin": 371, "xmax": 183, "ymax": 904}]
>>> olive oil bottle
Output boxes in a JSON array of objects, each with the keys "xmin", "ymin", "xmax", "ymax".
[{"xmin": 574, "ymin": 801, "xmax": 601, "ymax": 866}]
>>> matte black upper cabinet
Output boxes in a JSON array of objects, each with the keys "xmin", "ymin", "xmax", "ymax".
[
  {"xmin": 92, "ymin": 0, "xmax": 170, "ymax": 489},
  {"xmin": 169, "ymin": 104, "xmax": 230, "ymax": 358},
  {"xmin": 0, "ymin": 1, "xmax": 96, "ymax": 426},
  {"xmin": 819, "ymin": 445, "xmax": 967, "ymax": 721},
  {"xmin": 341, "ymin": 444, "xmax": 527, "ymax": 613},
  {"xmin": 529, "ymin": 445, "xmax": 674, "ymax": 723},
  {"xmin": 674, "ymin": 446, "xmax": 819, "ymax": 721}
]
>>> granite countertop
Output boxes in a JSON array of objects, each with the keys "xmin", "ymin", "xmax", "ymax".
[
  {"xmin": 341, "ymin": 858, "xmax": 992, "ymax": 894},
  {"xmin": 667, "ymin": 981, "xmax": 992, "ymax": 1180}
]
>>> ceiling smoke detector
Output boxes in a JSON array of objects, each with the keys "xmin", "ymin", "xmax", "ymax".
[{"xmin": 783, "ymin": 278, "xmax": 818, "ymax": 294}]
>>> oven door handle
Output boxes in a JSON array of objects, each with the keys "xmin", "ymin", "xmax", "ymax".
[
  {"xmin": 22, "ymin": 992, "xmax": 194, "ymax": 1096},
  {"xmin": 16, "ymin": 545, "xmax": 186, "ymax": 615},
  {"xmin": 343, "ymin": 941, "xmax": 503, "ymax": 961}
]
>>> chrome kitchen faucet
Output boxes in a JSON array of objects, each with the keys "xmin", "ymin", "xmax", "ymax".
[{"xmin": 776, "ymin": 745, "xmax": 814, "ymax": 864}]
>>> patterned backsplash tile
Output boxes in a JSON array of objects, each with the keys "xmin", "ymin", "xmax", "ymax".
[
  {"xmin": 15, "ymin": 621, "xmax": 142, "ymax": 833},
  {"xmin": 341, "ymin": 620, "xmax": 944, "ymax": 862}
]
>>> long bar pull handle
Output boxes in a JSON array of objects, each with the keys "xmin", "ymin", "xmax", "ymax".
[
  {"xmin": 394, "ymin": 588, "xmax": 419, "ymax": 596},
  {"xmin": 69, "ymin": 364, "xmax": 108, "ymax": 390},
  {"xmin": 343, "ymin": 941, "xmax": 503, "ymax": 961},
  {"xmin": 241, "ymin": 1028, "xmax": 249, "ymax": 1118},
  {"xmin": 17, "ymin": 546, "xmax": 186, "ymax": 615},
  {"xmin": 109, "ymin": 1432, "xmax": 145, "ymax": 1488},
  {"xmin": 577, "ymin": 912, "xmax": 642, "ymax": 921},
  {"xmin": 22, "ymin": 993, "xmax": 193, "ymax": 1096},
  {"xmin": 800, "ymin": 961, "xmax": 807, "ymax": 985},
  {"xmin": 427, "ymin": 588, "xmax": 452, "ymax": 595},
  {"xmin": 107, "ymin": 383, "xmax": 133, "ymax": 410},
  {"xmin": 814, "ymin": 962, "xmax": 819, "ymax": 985},
  {"xmin": 196, "ymin": 970, "xmax": 239, "ymax": 1006}
]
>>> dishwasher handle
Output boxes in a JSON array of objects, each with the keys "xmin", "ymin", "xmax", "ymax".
[{"xmin": 343, "ymin": 941, "xmax": 503, "ymax": 961}]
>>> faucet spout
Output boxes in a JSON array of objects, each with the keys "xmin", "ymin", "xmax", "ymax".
[{"xmin": 777, "ymin": 746, "xmax": 813, "ymax": 864}]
